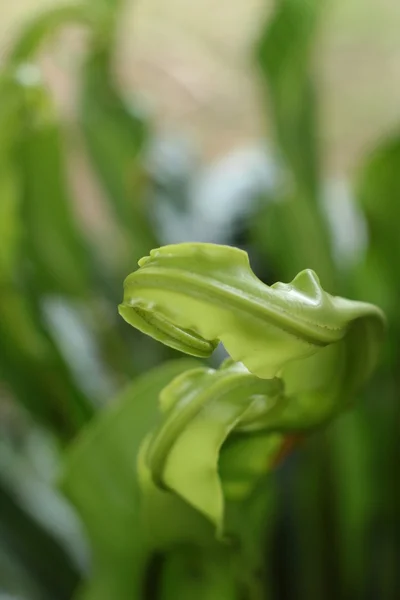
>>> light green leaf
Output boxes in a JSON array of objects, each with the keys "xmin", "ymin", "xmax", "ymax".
[
  {"xmin": 144, "ymin": 359, "xmax": 283, "ymax": 533},
  {"xmin": 61, "ymin": 359, "xmax": 220, "ymax": 600},
  {"xmin": 119, "ymin": 243, "xmax": 384, "ymax": 387},
  {"xmin": 120, "ymin": 243, "xmax": 384, "ymax": 534}
]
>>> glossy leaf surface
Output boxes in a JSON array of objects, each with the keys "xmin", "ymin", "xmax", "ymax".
[
  {"xmin": 120, "ymin": 243, "xmax": 384, "ymax": 534},
  {"xmin": 144, "ymin": 358, "xmax": 283, "ymax": 532},
  {"xmin": 120, "ymin": 243, "xmax": 384, "ymax": 388}
]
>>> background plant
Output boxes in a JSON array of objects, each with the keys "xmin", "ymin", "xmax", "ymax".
[{"xmin": 0, "ymin": 0, "xmax": 399, "ymax": 599}]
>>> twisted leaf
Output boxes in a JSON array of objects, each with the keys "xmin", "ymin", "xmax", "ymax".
[
  {"xmin": 119, "ymin": 243, "xmax": 384, "ymax": 532},
  {"xmin": 61, "ymin": 359, "xmax": 233, "ymax": 600},
  {"xmin": 119, "ymin": 243, "xmax": 383, "ymax": 385},
  {"xmin": 144, "ymin": 358, "xmax": 284, "ymax": 532}
]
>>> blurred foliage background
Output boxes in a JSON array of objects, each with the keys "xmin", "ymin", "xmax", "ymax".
[{"xmin": 0, "ymin": 0, "xmax": 399, "ymax": 598}]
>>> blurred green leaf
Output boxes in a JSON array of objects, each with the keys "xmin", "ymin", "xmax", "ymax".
[
  {"xmin": 16, "ymin": 73, "xmax": 92, "ymax": 298},
  {"xmin": 0, "ymin": 73, "xmax": 94, "ymax": 438},
  {"xmin": 0, "ymin": 295, "xmax": 94, "ymax": 440},
  {"xmin": 80, "ymin": 44, "xmax": 157, "ymax": 268},
  {"xmin": 354, "ymin": 135, "xmax": 400, "ymax": 323},
  {"xmin": 0, "ymin": 480, "xmax": 81, "ymax": 600},
  {"xmin": 329, "ymin": 411, "xmax": 376, "ymax": 600},
  {"xmin": 158, "ymin": 547, "xmax": 240, "ymax": 600},
  {"xmin": 0, "ymin": 75, "xmax": 23, "ymax": 283},
  {"xmin": 83, "ymin": 0, "xmax": 124, "ymax": 17},
  {"xmin": 352, "ymin": 130, "xmax": 400, "ymax": 598},
  {"xmin": 0, "ymin": 68, "xmax": 139, "ymax": 403},
  {"xmin": 8, "ymin": 5, "xmax": 92, "ymax": 65},
  {"xmin": 291, "ymin": 433, "xmax": 328, "ymax": 600},
  {"xmin": 0, "ymin": 540, "xmax": 45, "ymax": 600},
  {"xmin": 61, "ymin": 359, "xmax": 225, "ymax": 600},
  {"xmin": 256, "ymin": 0, "xmax": 322, "ymax": 196},
  {"xmin": 254, "ymin": 0, "xmax": 336, "ymax": 288}
]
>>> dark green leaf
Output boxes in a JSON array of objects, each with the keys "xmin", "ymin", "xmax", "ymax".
[
  {"xmin": 16, "ymin": 74, "xmax": 92, "ymax": 298},
  {"xmin": 0, "ymin": 75, "xmax": 94, "ymax": 439},
  {"xmin": 0, "ymin": 480, "xmax": 81, "ymax": 600},
  {"xmin": 354, "ymin": 135, "xmax": 400, "ymax": 322}
]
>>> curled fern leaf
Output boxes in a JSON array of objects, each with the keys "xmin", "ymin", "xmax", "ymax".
[
  {"xmin": 119, "ymin": 243, "xmax": 385, "ymax": 533},
  {"xmin": 143, "ymin": 359, "xmax": 283, "ymax": 533},
  {"xmin": 119, "ymin": 243, "xmax": 384, "ymax": 381}
]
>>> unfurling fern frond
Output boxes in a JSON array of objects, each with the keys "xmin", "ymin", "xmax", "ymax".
[{"xmin": 120, "ymin": 243, "xmax": 385, "ymax": 534}]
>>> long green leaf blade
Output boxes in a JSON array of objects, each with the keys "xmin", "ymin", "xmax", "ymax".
[
  {"xmin": 254, "ymin": 0, "xmax": 336, "ymax": 286},
  {"xmin": 80, "ymin": 45, "xmax": 157, "ymax": 267}
]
